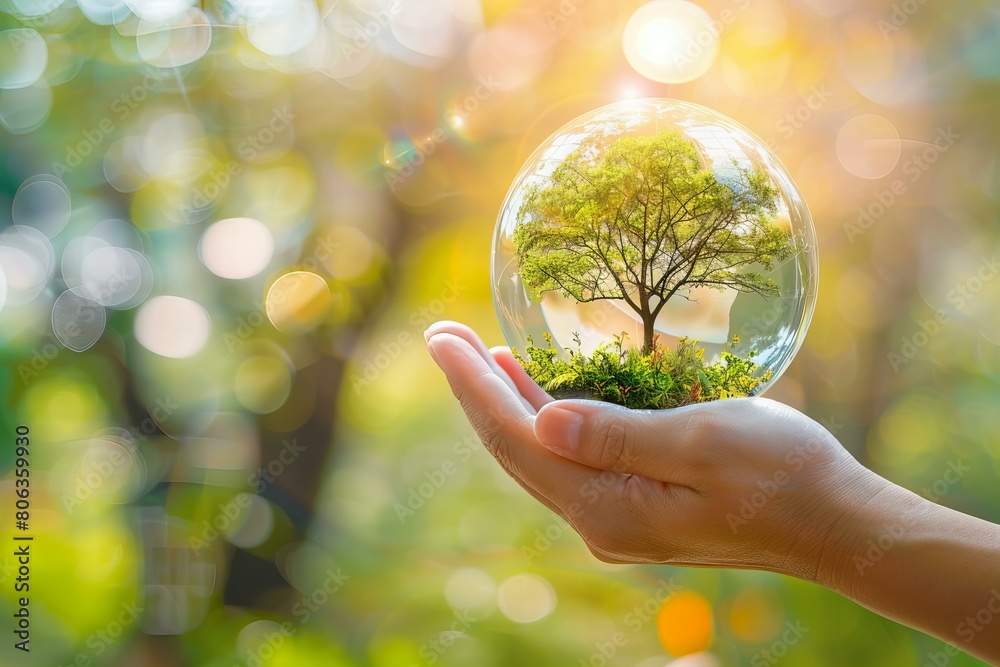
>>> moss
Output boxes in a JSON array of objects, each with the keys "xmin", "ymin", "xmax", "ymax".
[{"xmin": 514, "ymin": 332, "xmax": 771, "ymax": 410}]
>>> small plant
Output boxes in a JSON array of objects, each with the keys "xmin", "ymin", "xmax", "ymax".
[{"xmin": 513, "ymin": 332, "xmax": 771, "ymax": 410}]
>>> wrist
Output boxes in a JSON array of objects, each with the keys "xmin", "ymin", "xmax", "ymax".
[
  {"xmin": 778, "ymin": 461, "xmax": 909, "ymax": 589},
  {"xmin": 809, "ymin": 467, "xmax": 925, "ymax": 595}
]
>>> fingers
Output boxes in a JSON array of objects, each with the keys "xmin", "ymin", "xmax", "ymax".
[
  {"xmin": 426, "ymin": 331, "xmax": 611, "ymax": 513},
  {"xmin": 424, "ymin": 321, "xmax": 535, "ymax": 413},
  {"xmin": 533, "ymin": 399, "xmax": 709, "ymax": 486},
  {"xmin": 426, "ymin": 332, "xmax": 562, "ymax": 518},
  {"xmin": 490, "ymin": 346, "xmax": 552, "ymax": 411}
]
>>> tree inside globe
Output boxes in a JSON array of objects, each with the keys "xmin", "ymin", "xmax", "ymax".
[{"xmin": 492, "ymin": 100, "xmax": 818, "ymax": 410}]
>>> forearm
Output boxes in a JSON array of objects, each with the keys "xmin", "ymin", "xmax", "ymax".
[{"xmin": 820, "ymin": 481, "xmax": 1000, "ymax": 663}]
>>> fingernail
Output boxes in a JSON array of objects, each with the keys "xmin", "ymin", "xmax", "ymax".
[
  {"xmin": 426, "ymin": 338, "xmax": 441, "ymax": 365},
  {"xmin": 535, "ymin": 406, "xmax": 583, "ymax": 452},
  {"xmin": 423, "ymin": 321, "xmax": 452, "ymax": 342}
]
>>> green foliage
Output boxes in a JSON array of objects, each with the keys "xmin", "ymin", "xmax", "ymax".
[
  {"xmin": 514, "ymin": 333, "xmax": 771, "ymax": 410},
  {"xmin": 513, "ymin": 130, "xmax": 794, "ymax": 353}
]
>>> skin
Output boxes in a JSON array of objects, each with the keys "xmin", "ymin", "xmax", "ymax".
[{"xmin": 424, "ymin": 321, "xmax": 1000, "ymax": 664}]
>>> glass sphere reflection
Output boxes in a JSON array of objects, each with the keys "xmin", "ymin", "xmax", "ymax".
[{"xmin": 491, "ymin": 99, "xmax": 818, "ymax": 400}]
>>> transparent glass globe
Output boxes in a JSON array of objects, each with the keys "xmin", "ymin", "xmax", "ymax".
[{"xmin": 491, "ymin": 99, "xmax": 818, "ymax": 401}]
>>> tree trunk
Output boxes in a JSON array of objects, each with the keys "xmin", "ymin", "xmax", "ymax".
[
  {"xmin": 641, "ymin": 312, "xmax": 655, "ymax": 354},
  {"xmin": 637, "ymin": 288, "xmax": 655, "ymax": 354}
]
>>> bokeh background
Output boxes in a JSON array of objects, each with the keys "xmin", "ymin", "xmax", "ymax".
[{"xmin": 0, "ymin": 0, "xmax": 998, "ymax": 665}]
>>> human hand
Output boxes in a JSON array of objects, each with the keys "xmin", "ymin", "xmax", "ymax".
[{"xmin": 424, "ymin": 321, "xmax": 893, "ymax": 584}]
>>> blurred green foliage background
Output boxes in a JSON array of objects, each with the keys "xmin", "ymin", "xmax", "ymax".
[{"xmin": 0, "ymin": 0, "xmax": 998, "ymax": 665}]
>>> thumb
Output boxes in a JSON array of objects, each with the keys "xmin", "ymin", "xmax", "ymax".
[{"xmin": 534, "ymin": 399, "xmax": 706, "ymax": 482}]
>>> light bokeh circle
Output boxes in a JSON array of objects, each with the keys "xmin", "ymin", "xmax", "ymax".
[
  {"xmin": 0, "ymin": 224, "xmax": 54, "ymax": 305},
  {"xmin": 80, "ymin": 245, "xmax": 144, "ymax": 307},
  {"xmin": 136, "ymin": 7, "xmax": 213, "ymax": 68},
  {"xmin": 623, "ymin": 0, "xmax": 720, "ymax": 84},
  {"xmin": 52, "ymin": 289, "xmax": 107, "ymax": 352},
  {"xmin": 492, "ymin": 99, "xmax": 819, "ymax": 399},
  {"xmin": 836, "ymin": 114, "xmax": 902, "ymax": 180},
  {"xmin": 265, "ymin": 271, "xmax": 331, "ymax": 333},
  {"xmin": 199, "ymin": 217, "xmax": 274, "ymax": 279},
  {"xmin": 245, "ymin": 0, "xmax": 319, "ymax": 57},
  {"xmin": 496, "ymin": 574, "xmax": 557, "ymax": 624},
  {"xmin": 12, "ymin": 175, "xmax": 72, "ymax": 238},
  {"xmin": 0, "ymin": 29, "xmax": 48, "ymax": 89},
  {"xmin": 135, "ymin": 295, "xmax": 211, "ymax": 358},
  {"xmin": 77, "ymin": 0, "xmax": 132, "ymax": 26}
]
